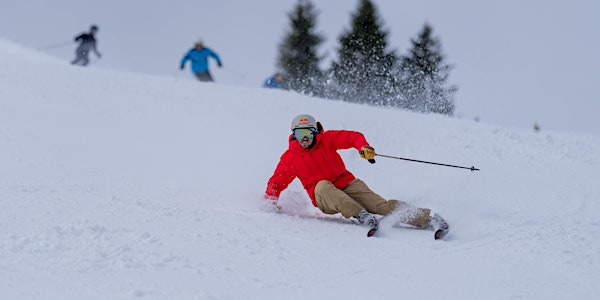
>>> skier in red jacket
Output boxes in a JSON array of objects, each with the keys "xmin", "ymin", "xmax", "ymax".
[{"xmin": 265, "ymin": 114, "xmax": 449, "ymax": 238}]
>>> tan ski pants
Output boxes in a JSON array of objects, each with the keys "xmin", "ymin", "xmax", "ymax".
[{"xmin": 314, "ymin": 179, "xmax": 431, "ymax": 228}]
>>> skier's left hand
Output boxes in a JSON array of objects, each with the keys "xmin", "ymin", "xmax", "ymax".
[
  {"xmin": 217, "ymin": 61, "xmax": 222, "ymax": 68},
  {"xmin": 360, "ymin": 146, "xmax": 376, "ymax": 163}
]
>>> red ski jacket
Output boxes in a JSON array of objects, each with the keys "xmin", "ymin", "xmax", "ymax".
[{"xmin": 265, "ymin": 130, "xmax": 370, "ymax": 207}]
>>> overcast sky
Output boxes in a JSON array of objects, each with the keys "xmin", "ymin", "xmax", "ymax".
[{"xmin": 1, "ymin": 0, "xmax": 598, "ymax": 134}]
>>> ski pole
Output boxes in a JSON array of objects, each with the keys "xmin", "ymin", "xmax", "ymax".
[
  {"xmin": 222, "ymin": 66, "xmax": 246, "ymax": 79},
  {"xmin": 39, "ymin": 41, "xmax": 72, "ymax": 51},
  {"xmin": 376, "ymin": 153, "xmax": 480, "ymax": 172}
]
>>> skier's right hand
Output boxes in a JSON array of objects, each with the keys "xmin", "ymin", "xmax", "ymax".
[
  {"xmin": 272, "ymin": 201, "xmax": 282, "ymax": 211},
  {"xmin": 264, "ymin": 194, "xmax": 282, "ymax": 211},
  {"xmin": 180, "ymin": 64, "xmax": 184, "ymax": 70}
]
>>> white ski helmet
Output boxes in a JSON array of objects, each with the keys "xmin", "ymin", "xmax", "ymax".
[{"xmin": 291, "ymin": 114, "xmax": 317, "ymax": 130}]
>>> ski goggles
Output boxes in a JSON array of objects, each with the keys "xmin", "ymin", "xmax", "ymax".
[{"xmin": 293, "ymin": 128, "xmax": 316, "ymax": 140}]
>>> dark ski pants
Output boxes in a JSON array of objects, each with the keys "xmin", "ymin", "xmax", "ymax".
[
  {"xmin": 314, "ymin": 178, "xmax": 431, "ymax": 228},
  {"xmin": 71, "ymin": 50, "xmax": 89, "ymax": 66},
  {"xmin": 194, "ymin": 71, "xmax": 214, "ymax": 82}
]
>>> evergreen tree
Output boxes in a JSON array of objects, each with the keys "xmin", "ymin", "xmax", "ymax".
[
  {"xmin": 277, "ymin": 0, "xmax": 325, "ymax": 96},
  {"xmin": 328, "ymin": 0, "xmax": 398, "ymax": 106},
  {"xmin": 399, "ymin": 23, "xmax": 456, "ymax": 115}
]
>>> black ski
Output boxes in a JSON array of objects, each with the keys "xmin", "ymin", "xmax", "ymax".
[{"xmin": 367, "ymin": 214, "xmax": 449, "ymax": 239}]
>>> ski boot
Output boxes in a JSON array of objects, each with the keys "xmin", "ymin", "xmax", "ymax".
[
  {"xmin": 356, "ymin": 209, "xmax": 379, "ymax": 237},
  {"xmin": 428, "ymin": 213, "xmax": 449, "ymax": 240}
]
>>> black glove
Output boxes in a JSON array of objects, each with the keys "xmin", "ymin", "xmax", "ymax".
[
  {"xmin": 217, "ymin": 61, "xmax": 222, "ymax": 67},
  {"xmin": 180, "ymin": 64, "xmax": 184, "ymax": 70}
]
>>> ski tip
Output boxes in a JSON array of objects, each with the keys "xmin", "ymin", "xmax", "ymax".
[
  {"xmin": 434, "ymin": 229, "xmax": 446, "ymax": 240},
  {"xmin": 367, "ymin": 228, "xmax": 378, "ymax": 237}
]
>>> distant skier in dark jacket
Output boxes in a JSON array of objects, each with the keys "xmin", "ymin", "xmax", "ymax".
[
  {"xmin": 71, "ymin": 25, "xmax": 101, "ymax": 66},
  {"xmin": 180, "ymin": 40, "xmax": 222, "ymax": 82}
]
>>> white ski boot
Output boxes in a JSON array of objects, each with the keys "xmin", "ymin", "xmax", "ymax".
[
  {"xmin": 428, "ymin": 213, "xmax": 449, "ymax": 240},
  {"xmin": 356, "ymin": 209, "xmax": 379, "ymax": 237}
]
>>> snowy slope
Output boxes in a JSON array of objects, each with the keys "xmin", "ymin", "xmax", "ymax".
[
  {"xmin": 2, "ymin": 0, "xmax": 599, "ymax": 134},
  {"xmin": 1, "ymin": 38, "xmax": 600, "ymax": 300}
]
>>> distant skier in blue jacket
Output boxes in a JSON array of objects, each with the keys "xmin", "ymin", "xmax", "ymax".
[
  {"xmin": 263, "ymin": 73, "xmax": 284, "ymax": 89},
  {"xmin": 180, "ymin": 40, "xmax": 222, "ymax": 82}
]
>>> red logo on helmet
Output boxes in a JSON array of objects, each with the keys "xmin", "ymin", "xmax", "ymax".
[{"xmin": 298, "ymin": 118, "xmax": 309, "ymax": 125}]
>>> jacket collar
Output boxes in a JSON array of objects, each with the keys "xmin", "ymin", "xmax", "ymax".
[{"xmin": 288, "ymin": 133, "xmax": 320, "ymax": 152}]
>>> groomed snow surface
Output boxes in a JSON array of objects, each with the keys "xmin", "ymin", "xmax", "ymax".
[{"xmin": 1, "ymin": 39, "xmax": 599, "ymax": 299}]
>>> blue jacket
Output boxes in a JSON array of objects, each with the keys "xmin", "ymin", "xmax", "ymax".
[
  {"xmin": 263, "ymin": 75, "xmax": 282, "ymax": 88},
  {"xmin": 180, "ymin": 47, "xmax": 221, "ymax": 74}
]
